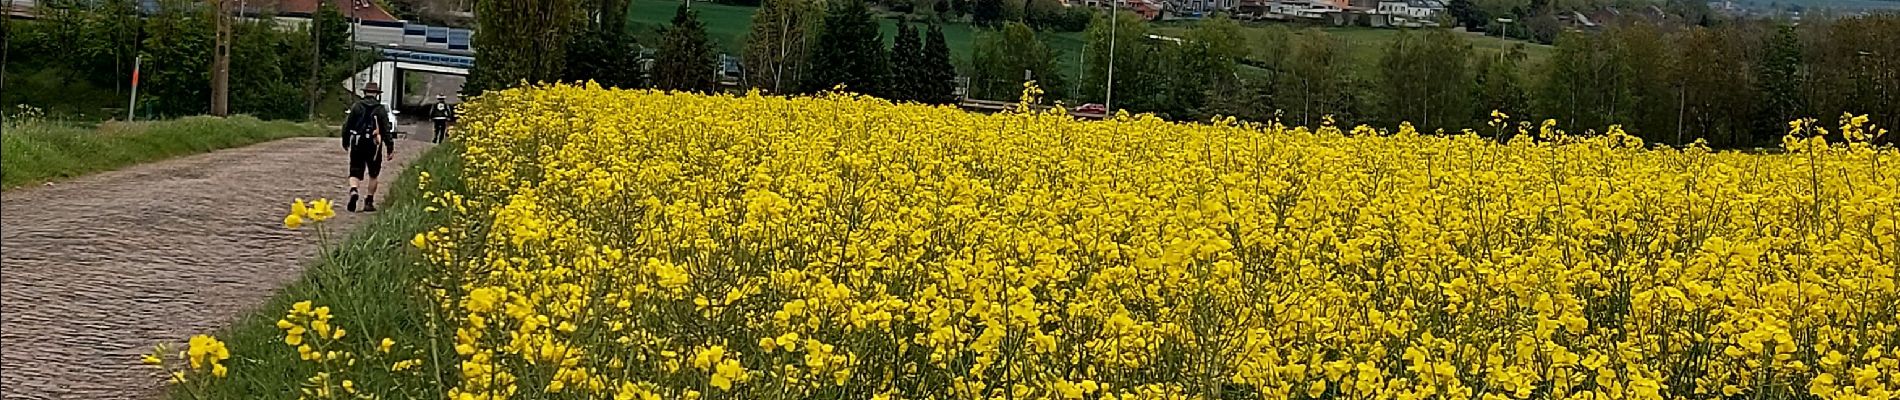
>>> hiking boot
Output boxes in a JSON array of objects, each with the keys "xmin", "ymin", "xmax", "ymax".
[
  {"xmin": 363, "ymin": 196, "xmax": 378, "ymax": 212},
  {"xmin": 347, "ymin": 193, "xmax": 360, "ymax": 212}
]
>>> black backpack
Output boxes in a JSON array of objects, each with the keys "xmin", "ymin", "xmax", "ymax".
[{"xmin": 344, "ymin": 102, "xmax": 384, "ymax": 147}]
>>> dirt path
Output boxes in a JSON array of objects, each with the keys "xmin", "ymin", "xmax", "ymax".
[{"xmin": 0, "ymin": 135, "xmax": 433, "ymax": 400}]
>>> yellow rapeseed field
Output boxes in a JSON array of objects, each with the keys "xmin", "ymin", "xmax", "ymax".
[{"xmin": 251, "ymin": 83, "xmax": 1900, "ymax": 400}]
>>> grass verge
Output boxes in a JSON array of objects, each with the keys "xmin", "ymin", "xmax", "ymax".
[
  {"xmin": 0, "ymin": 116, "xmax": 328, "ymax": 189},
  {"xmin": 173, "ymin": 143, "xmax": 464, "ymax": 400}
]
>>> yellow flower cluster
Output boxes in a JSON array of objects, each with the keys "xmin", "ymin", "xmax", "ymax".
[
  {"xmin": 186, "ymin": 335, "xmax": 231, "ymax": 378},
  {"xmin": 277, "ymin": 301, "xmax": 377, "ymax": 400},
  {"xmin": 285, "ymin": 198, "xmax": 337, "ymax": 229},
  {"xmin": 142, "ymin": 334, "xmax": 230, "ymax": 392},
  {"xmin": 418, "ymin": 83, "xmax": 1899, "ymax": 400}
]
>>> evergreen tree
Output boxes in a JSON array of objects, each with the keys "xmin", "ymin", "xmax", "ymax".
[
  {"xmin": 973, "ymin": 0, "xmax": 1005, "ymax": 27},
  {"xmin": 566, "ymin": 28, "xmax": 645, "ymax": 88},
  {"xmin": 804, "ymin": 0, "xmax": 889, "ymax": 95},
  {"xmin": 654, "ymin": 3, "xmax": 719, "ymax": 92},
  {"xmin": 1473, "ymin": 46, "xmax": 1530, "ymax": 125},
  {"xmin": 889, "ymin": 22, "xmax": 923, "ymax": 102},
  {"xmin": 918, "ymin": 23, "xmax": 959, "ymax": 104},
  {"xmin": 566, "ymin": 0, "xmax": 643, "ymax": 88},
  {"xmin": 313, "ymin": 3, "xmax": 351, "ymax": 61},
  {"xmin": 743, "ymin": 0, "xmax": 816, "ymax": 93},
  {"xmin": 1753, "ymin": 23, "xmax": 1805, "ymax": 143}
]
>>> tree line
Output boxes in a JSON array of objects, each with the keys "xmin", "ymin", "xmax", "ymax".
[
  {"xmin": 477, "ymin": 0, "xmax": 961, "ymax": 104},
  {"xmin": 476, "ymin": 0, "xmax": 1896, "ymax": 148},
  {"xmin": 1037, "ymin": 13, "xmax": 1896, "ymax": 147},
  {"xmin": 5, "ymin": 0, "xmax": 362, "ymax": 120}
]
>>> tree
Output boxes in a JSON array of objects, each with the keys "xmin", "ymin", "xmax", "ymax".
[
  {"xmin": 1448, "ymin": 0, "xmax": 1487, "ymax": 29},
  {"xmin": 1281, "ymin": 28, "xmax": 1350, "ymax": 126},
  {"xmin": 973, "ymin": 0, "xmax": 1005, "ymax": 27},
  {"xmin": 141, "ymin": 0, "xmax": 215, "ymax": 117},
  {"xmin": 917, "ymin": 23, "xmax": 959, "ymax": 104},
  {"xmin": 1473, "ymin": 45, "xmax": 1530, "ymax": 126},
  {"xmin": 888, "ymin": 22, "xmax": 924, "ymax": 101},
  {"xmin": 971, "ymin": 22, "xmax": 1064, "ymax": 101},
  {"xmin": 1167, "ymin": 17, "xmax": 1245, "ymax": 120},
  {"xmin": 1023, "ymin": 0, "xmax": 1065, "ymax": 30},
  {"xmin": 804, "ymin": 0, "xmax": 889, "ymax": 95},
  {"xmin": 654, "ymin": 3, "xmax": 719, "ymax": 92},
  {"xmin": 1671, "ymin": 25, "xmax": 1756, "ymax": 147},
  {"xmin": 1752, "ymin": 23, "xmax": 1805, "ymax": 143},
  {"xmin": 743, "ymin": 0, "xmax": 817, "ymax": 93},
  {"xmin": 566, "ymin": 28, "xmax": 645, "ymax": 88},
  {"xmin": 580, "ymin": 0, "xmax": 632, "ymax": 34},
  {"xmin": 470, "ymin": 0, "xmax": 583, "ymax": 94},
  {"xmin": 1082, "ymin": 11, "xmax": 1163, "ymax": 113},
  {"xmin": 1377, "ymin": 29, "xmax": 1475, "ymax": 131},
  {"xmin": 1804, "ymin": 15, "xmax": 1900, "ymax": 142},
  {"xmin": 565, "ymin": 0, "xmax": 642, "ymax": 88},
  {"xmin": 1605, "ymin": 24, "xmax": 1675, "ymax": 140},
  {"xmin": 313, "ymin": 4, "xmax": 350, "ymax": 61}
]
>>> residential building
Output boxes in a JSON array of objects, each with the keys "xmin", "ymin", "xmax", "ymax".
[{"xmin": 1375, "ymin": 0, "xmax": 1443, "ymax": 19}]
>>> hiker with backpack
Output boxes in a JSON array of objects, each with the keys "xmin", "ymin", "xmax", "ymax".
[
  {"xmin": 342, "ymin": 82, "xmax": 395, "ymax": 212},
  {"xmin": 429, "ymin": 95, "xmax": 455, "ymax": 143}
]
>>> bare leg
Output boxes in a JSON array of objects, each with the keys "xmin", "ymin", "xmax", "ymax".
[{"xmin": 364, "ymin": 177, "xmax": 379, "ymax": 196}]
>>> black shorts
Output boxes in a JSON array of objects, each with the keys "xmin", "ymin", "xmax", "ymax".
[{"xmin": 348, "ymin": 144, "xmax": 383, "ymax": 179}]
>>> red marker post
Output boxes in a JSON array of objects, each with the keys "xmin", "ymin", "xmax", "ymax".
[{"xmin": 127, "ymin": 55, "xmax": 141, "ymax": 121}]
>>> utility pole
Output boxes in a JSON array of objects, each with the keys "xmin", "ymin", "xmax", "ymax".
[
  {"xmin": 351, "ymin": 1, "xmax": 360, "ymax": 94},
  {"xmin": 309, "ymin": 6, "xmax": 323, "ymax": 121},
  {"xmin": 211, "ymin": 0, "xmax": 232, "ymax": 116},
  {"xmin": 1105, "ymin": 0, "xmax": 1117, "ymax": 113}
]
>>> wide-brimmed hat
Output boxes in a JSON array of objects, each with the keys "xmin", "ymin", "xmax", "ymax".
[{"xmin": 362, "ymin": 82, "xmax": 383, "ymax": 94}]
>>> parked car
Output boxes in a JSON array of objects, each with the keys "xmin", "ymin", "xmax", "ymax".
[{"xmin": 1076, "ymin": 103, "xmax": 1109, "ymax": 115}]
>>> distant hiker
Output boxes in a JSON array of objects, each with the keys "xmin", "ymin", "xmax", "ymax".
[
  {"xmin": 429, "ymin": 95, "xmax": 455, "ymax": 144},
  {"xmin": 342, "ymin": 82, "xmax": 394, "ymax": 212}
]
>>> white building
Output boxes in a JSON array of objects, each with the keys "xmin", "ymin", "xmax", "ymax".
[{"xmin": 1375, "ymin": 0, "xmax": 1444, "ymax": 19}]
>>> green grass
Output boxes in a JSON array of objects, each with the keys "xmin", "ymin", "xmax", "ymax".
[
  {"xmin": 0, "ymin": 116, "xmax": 328, "ymax": 189},
  {"xmin": 177, "ymin": 143, "xmax": 464, "ymax": 400},
  {"xmin": 629, "ymin": 0, "xmax": 764, "ymax": 54}
]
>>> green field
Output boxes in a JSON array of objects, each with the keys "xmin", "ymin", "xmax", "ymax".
[{"xmin": 626, "ymin": 0, "xmax": 1087, "ymax": 73}]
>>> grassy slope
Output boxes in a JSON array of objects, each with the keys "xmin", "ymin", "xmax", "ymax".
[
  {"xmin": 182, "ymin": 143, "xmax": 464, "ymax": 400},
  {"xmin": 0, "ymin": 116, "xmax": 328, "ymax": 189}
]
